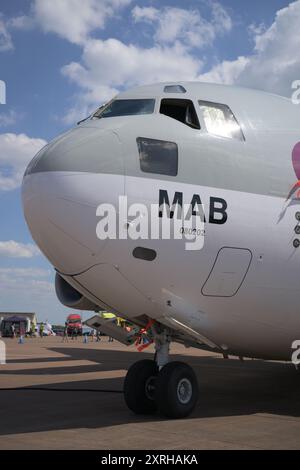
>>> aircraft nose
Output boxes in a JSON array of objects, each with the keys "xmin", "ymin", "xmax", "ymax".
[{"xmin": 22, "ymin": 127, "xmax": 125, "ymax": 274}]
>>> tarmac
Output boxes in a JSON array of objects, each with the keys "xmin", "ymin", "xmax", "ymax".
[{"xmin": 0, "ymin": 336, "xmax": 300, "ymax": 449}]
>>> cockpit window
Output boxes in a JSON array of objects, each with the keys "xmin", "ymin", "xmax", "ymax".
[
  {"xmin": 93, "ymin": 99, "xmax": 155, "ymax": 119},
  {"xmin": 164, "ymin": 85, "xmax": 186, "ymax": 94},
  {"xmin": 159, "ymin": 99, "xmax": 200, "ymax": 129},
  {"xmin": 137, "ymin": 137, "xmax": 178, "ymax": 176},
  {"xmin": 198, "ymin": 100, "xmax": 245, "ymax": 141}
]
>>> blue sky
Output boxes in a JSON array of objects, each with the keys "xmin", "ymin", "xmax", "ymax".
[{"xmin": 0, "ymin": 0, "xmax": 299, "ymax": 324}]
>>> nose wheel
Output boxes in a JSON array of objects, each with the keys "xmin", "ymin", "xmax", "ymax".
[
  {"xmin": 123, "ymin": 327, "xmax": 199, "ymax": 419},
  {"xmin": 123, "ymin": 359, "xmax": 159, "ymax": 415},
  {"xmin": 154, "ymin": 361, "xmax": 198, "ymax": 418}
]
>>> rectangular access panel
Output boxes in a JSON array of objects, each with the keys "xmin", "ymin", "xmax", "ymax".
[{"xmin": 201, "ymin": 247, "xmax": 252, "ymax": 297}]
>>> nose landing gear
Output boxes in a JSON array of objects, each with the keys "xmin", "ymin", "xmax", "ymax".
[
  {"xmin": 155, "ymin": 361, "xmax": 198, "ymax": 419},
  {"xmin": 123, "ymin": 326, "xmax": 199, "ymax": 419},
  {"xmin": 124, "ymin": 359, "xmax": 158, "ymax": 415}
]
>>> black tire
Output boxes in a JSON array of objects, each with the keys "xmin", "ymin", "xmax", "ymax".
[
  {"xmin": 124, "ymin": 359, "xmax": 158, "ymax": 415},
  {"xmin": 155, "ymin": 361, "xmax": 199, "ymax": 419}
]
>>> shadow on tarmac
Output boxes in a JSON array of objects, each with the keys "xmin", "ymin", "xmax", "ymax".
[{"xmin": 1, "ymin": 345, "xmax": 300, "ymax": 436}]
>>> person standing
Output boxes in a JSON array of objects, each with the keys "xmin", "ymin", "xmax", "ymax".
[
  {"xmin": 39, "ymin": 323, "xmax": 44, "ymax": 338},
  {"xmin": 20, "ymin": 324, "xmax": 25, "ymax": 339},
  {"xmin": 62, "ymin": 322, "xmax": 69, "ymax": 342}
]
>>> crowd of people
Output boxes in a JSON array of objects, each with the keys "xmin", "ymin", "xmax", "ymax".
[
  {"xmin": 1, "ymin": 315, "xmax": 133, "ymax": 343},
  {"xmin": 62, "ymin": 322, "xmax": 114, "ymax": 343},
  {"xmin": 2, "ymin": 321, "xmax": 50, "ymax": 339}
]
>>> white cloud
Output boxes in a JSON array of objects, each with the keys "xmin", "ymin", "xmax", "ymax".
[
  {"xmin": 2, "ymin": 0, "xmax": 132, "ymax": 48},
  {"xmin": 247, "ymin": 22, "xmax": 267, "ymax": 38},
  {"xmin": 62, "ymin": 38, "xmax": 202, "ymax": 123},
  {"xmin": 60, "ymin": 2, "xmax": 232, "ymax": 123},
  {"xmin": 0, "ymin": 267, "xmax": 67, "ymax": 323},
  {"xmin": 63, "ymin": 38, "xmax": 201, "ymax": 90},
  {"xmin": 132, "ymin": 6, "xmax": 158, "ymax": 23},
  {"xmin": 0, "ymin": 267, "xmax": 64, "ymax": 322},
  {"xmin": 0, "ymin": 267, "xmax": 49, "ymax": 277},
  {"xmin": 0, "ymin": 241, "xmax": 40, "ymax": 258},
  {"xmin": 132, "ymin": 3, "xmax": 232, "ymax": 49},
  {"xmin": 198, "ymin": 0, "xmax": 300, "ymax": 97},
  {"xmin": 8, "ymin": 15, "xmax": 35, "ymax": 31},
  {"xmin": 0, "ymin": 266, "xmax": 65, "ymax": 323},
  {"xmin": 0, "ymin": 13, "xmax": 33, "ymax": 52},
  {"xmin": 210, "ymin": 1, "xmax": 233, "ymax": 34},
  {"xmin": 0, "ymin": 133, "xmax": 47, "ymax": 191},
  {"xmin": 0, "ymin": 110, "xmax": 17, "ymax": 128},
  {"xmin": 14, "ymin": 0, "xmax": 299, "ymax": 125},
  {"xmin": 32, "ymin": 0, "xmax": 132, "ymax": 45},
  {"xmin": 198, "ymin": 56, "xmax": 250, "ymax": 85},
  {"xmin": 0, "ymin": 14, "xmax": 13, "ymax": 52},
  {"xmin": 0, "ymin": 267, "xmax": 53, "ymax": 294}
]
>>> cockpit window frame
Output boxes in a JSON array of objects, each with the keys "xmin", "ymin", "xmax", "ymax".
[
  {"xmin": 137, "ymin": 137, "xmax": 178, "ymax": 177},
  {"xmin": 92, "ymin": 98, "xmax": 156, "ymax": 119},
  {"xmin": 159, "ymin": 98, "xmax": 201, "ymax": 130},
  {"xmin": 198, "ymin": 100, "xmax": 245, "ymax": 142}
]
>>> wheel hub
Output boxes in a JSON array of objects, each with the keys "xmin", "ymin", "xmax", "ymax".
[
  {"xmin": 145, "ymin": 376, "xmax": 156, "ymax": 400},
  {"xmin": 177, "ymin": 378, "xmax": 192, "ymax": 404}
]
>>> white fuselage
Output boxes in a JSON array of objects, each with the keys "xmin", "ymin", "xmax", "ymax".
[{"xmin": 22, "ymin": 82, "xmax": 300, "ymax": 361}]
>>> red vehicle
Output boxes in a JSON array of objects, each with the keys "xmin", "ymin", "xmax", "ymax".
[{"xmin": 66, "ymin": 313, "xmax": 82, "ymax": 336}]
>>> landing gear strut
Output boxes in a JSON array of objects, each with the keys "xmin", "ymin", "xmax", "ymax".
[{"xmin": 123, "ymin": 326, "xmax": 199, "ymax": 419}]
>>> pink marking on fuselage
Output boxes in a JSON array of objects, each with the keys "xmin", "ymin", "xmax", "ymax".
[{"xmin": 292, "ymin": 142, "xmax": 300, "ymax": 180}]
